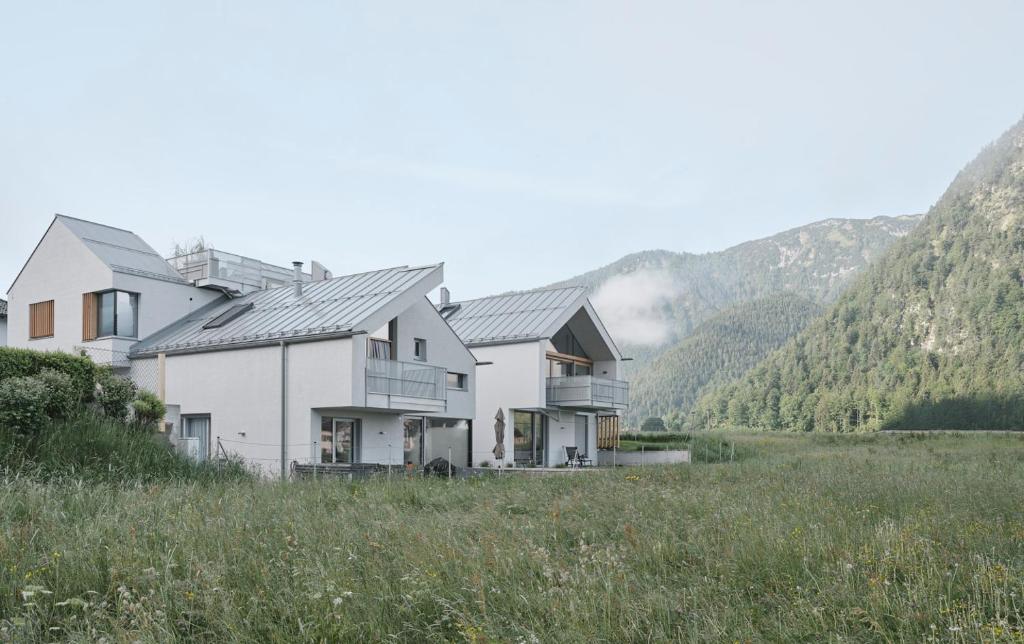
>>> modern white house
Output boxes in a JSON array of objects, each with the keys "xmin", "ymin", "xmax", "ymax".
[
  {"xmin": 0, "ymin": 298, "xmax": 7, "ymax": 346},
  {"xmin": 5, "ymin": 216, "xmax": 223, "ymax": 365},
  {"xmin": 440, "ymin": 286, "xmax": 628, "ymax": 468},
  {"xmin": 7, "ymin": 215, "xmax": 477, "ymax": 477},
  {"xmin": 6, "ymin": 215, "xmax": 629, "ymax": 476},
  {"xmin": 129, "ymin": 263, "xmax": 477, "ymax": 477}
]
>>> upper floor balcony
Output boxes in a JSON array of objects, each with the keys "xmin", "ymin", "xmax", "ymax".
[
  {"xmin": 546, "ymin": 375, "xmax": 629, "ymax": 411},
  {"xmin": 366, "ymin": 357, "xmax": 447, "ymax": 413},
  {"xmin": 167, "ymin": 249, "xmax": 310, "ymax": 295}
]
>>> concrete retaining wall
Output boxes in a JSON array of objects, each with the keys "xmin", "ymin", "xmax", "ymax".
[{"xmin": 597, "ymin": 449, "xmax": 690, "ymax": 466}]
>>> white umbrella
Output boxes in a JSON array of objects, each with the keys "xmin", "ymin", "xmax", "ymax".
[{"xmin": 492, "ymin": 408, "xmax": 506, "ymax": 462}]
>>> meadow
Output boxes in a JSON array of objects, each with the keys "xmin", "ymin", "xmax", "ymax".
[{"xmin": 2, "ymin": 431, "xmax": 1024, "ymax": 642}]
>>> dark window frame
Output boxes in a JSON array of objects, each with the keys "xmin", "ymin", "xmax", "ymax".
[{"xmin": 95, "ymin": 289, "xmax": 140, "ymax": 339}]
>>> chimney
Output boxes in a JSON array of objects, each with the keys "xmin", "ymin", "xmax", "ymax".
[
  {"xmin": 292, "ymin": 261, "xmax": 304, "ymax": 297},
  {"xmin": 440, "ymin": 287, "xmax": 450, "ymax": 306}
]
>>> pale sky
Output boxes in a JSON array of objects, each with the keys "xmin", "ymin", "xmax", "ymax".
[{"xmin": 2, "ymin": 1, "xmax": 1023, "ymax": 300}]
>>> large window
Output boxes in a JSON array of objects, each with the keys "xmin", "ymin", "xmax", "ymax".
[
  {"xmin": 181, "ymin": 415, "xmax": 211, "ymax": 462},
  {"xmin": 29, "ymin": 300, "xmax": 54, "ymax": 339},
  {"xmin": 513, "ymin": 411, "xmax": 545, "ymax": 466},
  {"xmin": 88, "ymin": 290, "xmax": 138, "ymax": 339},
  {"xmin": 320, "ymin": 417, "xmax": 361, "ymax": 464}
]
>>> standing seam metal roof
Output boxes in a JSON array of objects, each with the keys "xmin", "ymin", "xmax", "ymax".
[
  {"xmin": 130, "ymin": 264, "xmax": 441, "ymax": 356},
  {"xmin": 441, "ymin": 286, "xmax": 586, "ymax": 345},
  {"xmin": 56, "ymin": 215, "xmax": 188, "ymax": 283}
]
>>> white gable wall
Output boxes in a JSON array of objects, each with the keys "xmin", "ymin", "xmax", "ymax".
[{"xmin": 7, "ymin": 219, "xmax": 113, "ymax": 352}]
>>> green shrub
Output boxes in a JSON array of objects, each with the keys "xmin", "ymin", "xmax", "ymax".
[
  {"xmin": 95, "ymin": 367, "xmax": 137, "ymax": 422},
  {"xmin": 0, "ymin": 346, "xmax": 97, "ymax": 403},
  {"xmin": 640, "ymin": 417, "xmax": 667, "ymax": 432},
  {"xmin": 0, "ymin": 376, "xmax": 49, "ymax": 435},
  {"xmin": 6, "ymin": 412, "xmax": 251, "ymax": 484},
  {"xmin": 131, "ymin": 390, "xmax": 166, "ymax": 430},
  {"xmin": 36, "ymin": 368, "xmax": 79, "ymax": 419}
]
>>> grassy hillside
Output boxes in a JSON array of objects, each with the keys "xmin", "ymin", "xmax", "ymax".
[
  {"xmin": 692, "ymin": 117, "xmax": 1024, "ymax": 432},
  {"xmin": 2, "ymin": 433, "xmax": 1023, "ymax": 641},
  {"xmin": 628, "ymin": 293, "xmax": 821, "ymax": 425}
]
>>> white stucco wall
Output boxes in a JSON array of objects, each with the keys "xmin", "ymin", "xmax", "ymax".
[
  {"xmin": 7, "ymin": 219, "xmax": 219, "ymax": 357},
  {"xmin": 7, "ymin": 220, "xmax": 113, "ymax": 352},
  {"xmin": 468, "ymin": 341, "xmax": 546, "ymax": 467},
  {"xmin": 395, "ymin": 298, "xmax": 477, "ymax": 422}
]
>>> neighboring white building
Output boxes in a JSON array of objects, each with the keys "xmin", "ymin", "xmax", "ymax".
[
  {"xmin": 129, "ymin": 264, "xmax": 477, "ymax": 477},
  {"xmin": 0, "ymin": 298, "xmax": 7, "ymax": 346},
  {"xmin": 440, "ymin": 287, "xmax": 628, "ymax": 468},
  {"xmin": 5, "ymin": 215, "xmax": 222, "ymax": 366}
]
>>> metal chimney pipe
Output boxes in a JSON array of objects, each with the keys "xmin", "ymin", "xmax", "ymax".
[
  {"xmin": 440, "ymin": 287, "xmax": 450, "ymax": 305},
  {"xmin": 292, "ymin": 261, "xmax": 304, "ymax": 297}
]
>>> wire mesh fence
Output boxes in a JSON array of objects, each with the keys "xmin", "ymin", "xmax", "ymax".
[{"xmin": 74, "ymin": 345, "xmax": 159, "ymax": 394}]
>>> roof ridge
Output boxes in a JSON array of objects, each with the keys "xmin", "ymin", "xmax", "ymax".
[
  {"xmin": 54, "ymin": 214, "xmax": 140, "ymax": 236},
  {"xmin": 448, "ymin": 285, "xmax": 585, "ymax": 306}
]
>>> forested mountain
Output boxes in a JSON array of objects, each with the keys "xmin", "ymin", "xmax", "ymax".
[
  {"xmin": 551, "ymin": 214, "xmax": 921, "ymax": 347},
  {"xmin": 545, "ymin": 215, "xmax": 921, "ymax": 424},
  {"xmin": 628, "ymin": 293, "xmax": 822, "ymax": 426},
  {"xmin": 690, "ymin": 116, "xmax": 1024, "ymax": 432}
]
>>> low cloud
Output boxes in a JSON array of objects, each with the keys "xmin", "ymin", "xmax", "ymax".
[{"xmin": 591, "ymin": 270, "xmax": 681, "ymax": 346}]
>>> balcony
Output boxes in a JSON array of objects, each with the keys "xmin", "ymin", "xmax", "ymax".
[
  {"xmin": 546, "ymin": 375, "xmax": 629, "ymax": 410},
  {"xmin": 366, "ymin": 358, "xmax": 447, "ymax": 412},
  {"xmin": 167, "ymin": 249, "xmax": 309, "ymax": 295}
]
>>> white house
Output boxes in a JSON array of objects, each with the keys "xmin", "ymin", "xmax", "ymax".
[
  {"xmin": 5, "ymin": 216, "xmax": 223, "ymax": 365},
  {"xmin": 0, "ymin": 298, "xmax": 7, "ymax": 346},
  {"xmin": 440, "ymin": 286, "xmax": 628, "ymax": 468},
  {"xmin": 129, "ymin": 263, "xmax": 477, "ymax": 478}
]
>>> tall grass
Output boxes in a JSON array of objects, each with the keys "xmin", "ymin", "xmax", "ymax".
[
  {"xmin": 0, "ymin": 412, "xmax": 249, "ymax": 484},
  {"xmin": 2, "ymin": 433, "xmax": 1024, "ymax": 641}
]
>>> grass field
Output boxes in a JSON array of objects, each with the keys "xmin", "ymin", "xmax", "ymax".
[{"xmin": 3, "ymin": 432, "xmax": 1024, "ymax": 642}]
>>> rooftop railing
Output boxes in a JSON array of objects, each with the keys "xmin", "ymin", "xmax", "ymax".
[{"xmin": 167, "ymin": 249, "xmax": 309, "ymax": 293}]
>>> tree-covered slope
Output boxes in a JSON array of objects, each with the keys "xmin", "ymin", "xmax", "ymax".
[
  {"xmin": 691, "ymin": 117, "xmax": 1024, "ymax": 432},
  {"xmin": 628, "ymin": 293, "xmax": 822, "ymax": 426}
]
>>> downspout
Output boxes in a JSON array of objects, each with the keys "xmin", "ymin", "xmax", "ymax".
[{"xmin": 280, "ymin": 340, "xmax": 288, "ymax": 481}]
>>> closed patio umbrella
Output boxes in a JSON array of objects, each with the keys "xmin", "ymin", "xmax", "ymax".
[{"xmin": 492, "ymin": 408, "xmax": 506, "ymax": 462}]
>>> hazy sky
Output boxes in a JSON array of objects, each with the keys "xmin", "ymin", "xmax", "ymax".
[{"xmin": 2, "ymin": 1, "xmax": 1024, "ymax": 299}]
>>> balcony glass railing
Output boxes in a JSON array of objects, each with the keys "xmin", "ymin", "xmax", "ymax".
[
  {"xmin": 367, "ymin": 358, "xmax": 447, "ymax": 402},
  {"xmin": 167, "ymin": 249, "xmax": 307, "ymax": 292},
  {"xmin": 546, "ymin": 375, "xmax": 629, "ymax": 409}
]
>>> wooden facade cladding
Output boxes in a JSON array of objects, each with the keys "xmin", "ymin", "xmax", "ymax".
[
  {"xmin": 597, "ymin": 415, "xmax": 620, "ymax": 449},
  {"xmin": 82, "ymin": 293, "xmax": 97, "ymax": 341},
  {"xmin": 29, "ymin": 300, "xmax": 54, "ymax": 339}
]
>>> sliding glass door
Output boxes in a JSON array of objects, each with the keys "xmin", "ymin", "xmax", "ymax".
[
  {"xmin": 320, "ymin": 418, "xmax": 361, "ymax": 464},
  {"xmin": 513, "ymin": 411, "xmax": 545, "ymax": 466},
  {"xmin": 403, "ymin": 417, "xmax": 424, "ymax": 466}
]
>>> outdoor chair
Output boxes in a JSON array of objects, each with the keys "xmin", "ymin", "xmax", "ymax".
[{"xmin": 564, "ymin": 446, "xmax": 593, "ymax": 468}]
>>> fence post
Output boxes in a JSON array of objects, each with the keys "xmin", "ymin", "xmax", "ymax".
[{"xmin": 641, "ymin": 445, "xmax": 645, "ymax": 468}]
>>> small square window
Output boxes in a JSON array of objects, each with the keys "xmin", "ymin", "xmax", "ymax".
[
  {"xmin": 413, "ymin": 338, "xmax": 427, "ymax": 361},
  {"xmin": 446, "ymin": 372, "xmax": 467, "ymax": 390}
]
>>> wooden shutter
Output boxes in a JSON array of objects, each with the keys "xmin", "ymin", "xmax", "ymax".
[
  {"xmin": 82, "ymin": 293, "xmax": 97, "ymax": 341},
  {"xmin": 29, "ymin": 300, "xmax": 54, "ymax": 339},
  {"xmin": 597, "ymin": 415, "xmax": 621, "ymax": 449}
]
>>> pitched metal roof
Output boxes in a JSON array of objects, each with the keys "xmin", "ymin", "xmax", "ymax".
[
  {"xmin": 56, "ymin": 215, "xmax": 187, "ymax": 283},
  {"xmin": 0, "ymin": 298, "xmax": 6, "ymax": 317},
  {"xmin": 130, "ymin": 264, "xmax": 442, "ymax": 356},
  {"xmin": 440, "ymin": 287, "xmax": 587, "ymax": 346}
]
